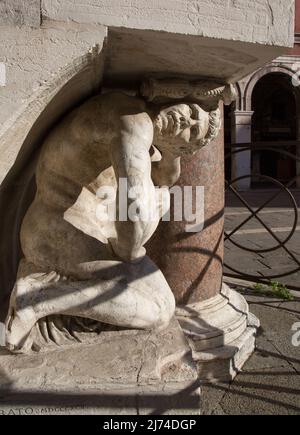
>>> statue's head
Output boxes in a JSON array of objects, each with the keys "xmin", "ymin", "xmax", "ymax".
[{"xmin": 153, "ymin": 103, "xmax": 221, "ymax": 156}]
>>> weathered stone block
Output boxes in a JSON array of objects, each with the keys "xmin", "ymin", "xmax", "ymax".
[
  {"xmin": 0, "ymin": 319, "xmax": 200, "ymax": 415},
  {"xmin": 41, "ymin": 0, "xmax": 294, "ymax": 48},
  {"xmin": 0, "ymin": 0, "xmax": 41, "ymax": 28}
]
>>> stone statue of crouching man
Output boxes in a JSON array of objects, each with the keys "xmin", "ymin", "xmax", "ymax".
[{"xmin": 5, "ymin": 79, "xmax": 232, "ymax": 352}]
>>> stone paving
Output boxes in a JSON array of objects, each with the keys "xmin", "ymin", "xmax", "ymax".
[
  {"xmin": 202, "ymin": 288, "xmax": 300, "ymax": 415},
  {"xmin": 223, "ymin": 190, "xmax": 300, "ymax": 414},
  {"xmin": 224, "ymin": 190, "xmax": 300, "ymax": 289}
]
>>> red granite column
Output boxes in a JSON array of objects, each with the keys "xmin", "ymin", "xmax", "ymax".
[{"xmin": 147, "ymin": 105, "xmax": 224, "ymax": 305}]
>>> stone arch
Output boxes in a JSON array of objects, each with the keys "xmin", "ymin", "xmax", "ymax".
[
  {"xmin": 243, "ymin": 64, "xmax": 300, "ymax": 111},
  {"xmin": 245, "ymin": 66, "xmax": 300, "ymax": 189},
  {"xmin": 0, "ymin": 47, "xmax": 105, "ymax": 321},
  {"xmin": 230, "ymin": 65, "xmax": 300, "ymax": 190},
  {"xmin": 233, "ymin": 82, "xmax": 242, "ymax": 111}
]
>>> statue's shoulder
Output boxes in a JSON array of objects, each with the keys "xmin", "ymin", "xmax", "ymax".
[{"xmin": 84, "ymin": 92, "xmax": 147, "ymax": 114}]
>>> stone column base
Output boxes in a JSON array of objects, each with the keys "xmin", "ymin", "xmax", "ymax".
[{"xmin": 176, "ymin": 284, "xmax": 260, "ymax": 383}]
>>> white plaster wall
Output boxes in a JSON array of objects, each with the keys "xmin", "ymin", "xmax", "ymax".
[
  {"xmin": 0, "ymin": 21, "xmax": 107, "ymax": 129},
  {"xmin": 0, "ymin": 0, "xmax": 40, "ymax": 27},
  {"xmin": 0, "ymin": 22, "xmax": 107, "ymax": 183},
  {"xmin": 41, "ymin": 0, "xmax": 295, "ymax": 48}
]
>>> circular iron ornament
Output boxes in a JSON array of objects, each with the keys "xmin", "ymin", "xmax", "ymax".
[
  {"xmin": 224, "ymin": 264, "xmax": 300, "ymax": 281},
  {"xmin": 224, "ymin": 145, "xmax": 300, "ymax": 283},
  {"xmin": 225, "ymin": 174, "xmax": 299, "ymax": 254}
]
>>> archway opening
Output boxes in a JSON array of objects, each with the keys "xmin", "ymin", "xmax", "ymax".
[{"xmin": 251, "ymin": 72, "xmax": 298, "ymax": 188}]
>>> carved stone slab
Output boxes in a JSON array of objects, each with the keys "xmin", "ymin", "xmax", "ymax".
[{"xmin": 0, "ymin": 319, "xmax": 200, "ymax": 415}]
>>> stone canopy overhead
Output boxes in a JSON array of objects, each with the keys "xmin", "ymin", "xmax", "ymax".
[{"xmin": 104, "ymin": 27, "xmax": 288, "ymax": 86}]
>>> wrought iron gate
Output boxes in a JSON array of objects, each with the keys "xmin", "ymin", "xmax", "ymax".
[{"xmin": 224, "ymin": 142, "xmax": 300, "ymax": 290}]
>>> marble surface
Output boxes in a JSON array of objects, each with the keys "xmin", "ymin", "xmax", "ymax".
[{"xmin": 4, "ymin": 84, "xmax": 232, "ymax": 352}]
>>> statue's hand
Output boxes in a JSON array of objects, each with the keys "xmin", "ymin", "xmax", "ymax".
[
  {"xmin": 151, "ymin": 149, "xmax": 181, "ymax": 187},
  {"xmin": 111, "ymin": 188, "xmax": 158, "ymax": 263},
  {"xmin": 109, "ymin": 238, "xmax": 146, "ymax": 263}
]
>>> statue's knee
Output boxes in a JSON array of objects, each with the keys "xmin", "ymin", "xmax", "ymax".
[
  {"xmin": 159, "ymin": 296, "xmax": 176, "ymax": 329},
  {"xmin": 147, "ymin": 292, "xmax": 175, "ymax": 330}
]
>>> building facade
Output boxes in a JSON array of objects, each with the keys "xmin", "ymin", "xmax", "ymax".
[{"xmin": 227, "ymin": 0, "xmax": 300, "ymax": 190}]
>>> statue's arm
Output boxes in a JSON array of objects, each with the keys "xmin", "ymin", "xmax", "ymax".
[{"xmin": 109, "ymin": 114, "xmax": 157, "ymax": 262}]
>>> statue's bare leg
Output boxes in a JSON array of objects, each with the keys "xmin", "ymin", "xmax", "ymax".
[{"xmin": 5, "ymin": 257, "xmax": 175, "ymax": 352}]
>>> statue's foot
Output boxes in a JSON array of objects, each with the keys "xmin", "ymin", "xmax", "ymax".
[
  {"xmin": 5, "ymin": 309, "xmax": 35, "ymax": 353},
  {"xmin": 5, "ymin": 272, "xmax": 60, "ymax": 352}
]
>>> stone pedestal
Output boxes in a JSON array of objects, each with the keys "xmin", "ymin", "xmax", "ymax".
[
  {"xmin": 0, "ymin": 319, "xmax": 200, "ymax": 415},
  {"xmin": 177, "ymin": 285, "xmax": 260, "ymax": 383}
]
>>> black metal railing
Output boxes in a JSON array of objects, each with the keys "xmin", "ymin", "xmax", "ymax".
[{"xmin": 224, "ymin": 142, "xmax": 300, "ymax": 289}]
